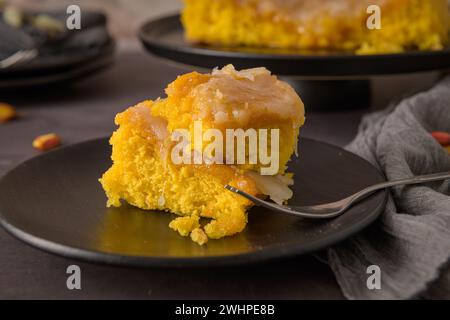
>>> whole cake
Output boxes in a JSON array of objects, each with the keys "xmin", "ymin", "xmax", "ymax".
[
  {"xmin": 182, "ymin": 0, "xmax": 450, "ymax": 54},
  {"xmin": 100, "ymin": 65, "xmax": 305, "ymax": 245}
]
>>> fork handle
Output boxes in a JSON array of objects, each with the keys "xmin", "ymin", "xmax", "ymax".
[{"xmin": 349, "ymin": 171, "xmax": 450, "ymax": 205}]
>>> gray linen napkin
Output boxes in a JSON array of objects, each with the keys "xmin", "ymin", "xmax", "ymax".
[{"xmin": 327, "ymin": 76, "xmax": 450, "ymax": 299}]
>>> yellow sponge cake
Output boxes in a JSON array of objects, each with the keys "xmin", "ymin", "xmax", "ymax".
[
  {"xmin": 182, "ymin": 0, "xmax": 450, "ymax": 54},
  {"xmin": 100, "ymin": 65, "xmax": 305, "ymax": 245}
]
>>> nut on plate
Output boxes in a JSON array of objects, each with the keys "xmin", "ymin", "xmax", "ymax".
[
  {"xmin": 33, "ymin": 133, "xmax": 61, "ymax": 151},
  {"xmin": 0, "ymin": 103, "xmax": 17, "ymax": 123},
  {"xmin": 431, "ymin": 131, "xmax": 450, "ymax": 147}
]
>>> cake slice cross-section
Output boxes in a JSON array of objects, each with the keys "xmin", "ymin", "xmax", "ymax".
[{"xmin": 99, "ymin": 65, "xmax": 305, "ymax": 245}]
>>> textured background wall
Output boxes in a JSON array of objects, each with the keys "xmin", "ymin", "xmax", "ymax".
[{"xmin": 10, "ymin": 0, "xmax": 182, "ymax": 39}]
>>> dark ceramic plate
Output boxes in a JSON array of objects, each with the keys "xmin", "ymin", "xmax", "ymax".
[
  {"xmin": 139, "ymin": 14, "xmax": 450, "ymax": 78},
  {"xmin": 0, "ymin": 137, "xmax": 387, "ymax": 267},
  {"xmin": 0, "ymin": 41, "xmax": 115, "ymax": 89}
]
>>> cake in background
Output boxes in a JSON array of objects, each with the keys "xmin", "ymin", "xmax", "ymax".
[
  {"xmin": 182, "ymin": 0, "xmax": 450, "ymax": 54},
  {"xmin": 100, "ymin": 65, "xmax": 305, "ymax": 245}
]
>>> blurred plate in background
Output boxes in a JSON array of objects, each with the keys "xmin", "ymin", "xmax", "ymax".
[
  {"xmin": 139, "ymin": 15, "xmax": 450, "ymax": 78},
  {"xmin": 0, "ymin": 40, "xmax": 115, "ymax": 89},
  {"xmin": 0, "ymin": 9, "xmax": 115, "ymax": 89}
]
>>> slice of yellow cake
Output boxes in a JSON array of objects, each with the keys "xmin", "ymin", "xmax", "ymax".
[
  {"xmin": 99, "ymin": 65, "xmax": 305, "ymax": 245},
  {"xmin": 151, "ymin": 64, "xmax": 304, "ymax": 174},
  {"xmin": 182, "ymin": 0, "xmax": 450, "ymax": 54}
]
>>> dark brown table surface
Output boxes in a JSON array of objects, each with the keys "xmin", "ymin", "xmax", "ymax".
[{"xmin": 0, "ymin": 50, "xmax": 437, "ymax": 299}]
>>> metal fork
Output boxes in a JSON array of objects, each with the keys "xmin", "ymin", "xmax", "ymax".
[{"xmin": 225, "ymin": 171, "xmax": 450, "ymax": 219}]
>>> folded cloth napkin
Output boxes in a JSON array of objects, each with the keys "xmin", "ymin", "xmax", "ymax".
[{"xmin": 327, "ymin": 75, "xmax": 450, "ymax": 300}]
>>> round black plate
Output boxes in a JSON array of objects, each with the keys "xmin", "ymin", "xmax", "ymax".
[
  {"xmin": 0, "ymin": 41, "xmax": 115, "ymax": 89},
  {"xmin": 139, "ymin": 14, "xmax": 450, "ymax": 78},
  {"xmin": 0, "ymin": 137, "xmax": 387, "ymax": 267}
]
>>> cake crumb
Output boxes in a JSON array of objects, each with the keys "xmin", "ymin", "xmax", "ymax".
[
  {"xmin": 190, "ymin": 228, "xmax": 208, "ymax": 245},
  {"xmin": 169, "ymin": 215, "xmax": 200, "ymax": 237}
]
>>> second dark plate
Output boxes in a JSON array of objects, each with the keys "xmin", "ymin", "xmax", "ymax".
[
  {"xmin": 0, "ymin": 40, "xmax": 115, "ymax": 89},
  {"xmin": 140, "ymin": 14, "xmax": 450, "ymax": 78}
]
